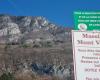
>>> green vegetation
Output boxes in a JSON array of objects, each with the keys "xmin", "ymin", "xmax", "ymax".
[
  {"xmin": 21, "ymin": 44, "xmax": 30, "ymax": 48},
  {"xmin": 40, "ymin": 41, "xmax": 53, "ymax": 47},
  {"xmin": 0, "ymin": 73, "xmax": 15, "ymax": 80}
]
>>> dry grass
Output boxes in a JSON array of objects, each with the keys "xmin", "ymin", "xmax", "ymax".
[
  {"xmin": 0, "ymin": 44, "xmax": 73, "ymax": 80},
  {"xmin": 14, "ymin": 69, "xmax": 62, "ymax": 80},
  {"xmin": 15, "ymin": 75, "xmax": 61, "ymax": 80}
]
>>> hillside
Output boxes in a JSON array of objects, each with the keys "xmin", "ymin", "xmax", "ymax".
[{"xmin": 0, "ymin": 15, "xmax": 74, "ymax": 80}]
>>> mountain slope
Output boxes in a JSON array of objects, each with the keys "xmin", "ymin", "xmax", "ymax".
[
  {"xmin": 0, "ymin": 15, "xmax": 74, "ymax": 80},
  {"xmin": 0, "ymin": 15, "xmax": 72, "ymax": 47}
]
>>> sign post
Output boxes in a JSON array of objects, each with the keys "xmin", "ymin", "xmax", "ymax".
[
  {"xmin": 72, "ymin": 30, "xmax": 100, "ymax": 80},
  {"xmin": 74, "ymin": 11, "xmax": 100, "ymax": 30}
]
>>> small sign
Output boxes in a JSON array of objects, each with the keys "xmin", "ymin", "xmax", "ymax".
[
  {"xmin": 74, "ymin": 11, "xmax": 100, "ymax": 30},
  {"xmin": 72, "ymin": 30, "xmax": 100, "ymax": 80}
]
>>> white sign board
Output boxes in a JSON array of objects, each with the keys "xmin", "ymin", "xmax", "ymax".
[{"xmin": 72, "ymin": 30, "xmax": 100, "ymax": 80}]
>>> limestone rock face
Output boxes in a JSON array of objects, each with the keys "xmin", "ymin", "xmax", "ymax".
[{"xmin": 0, "ymin": 14, "xmax": 72, "ymax": 46}]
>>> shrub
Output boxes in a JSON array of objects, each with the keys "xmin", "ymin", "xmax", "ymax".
[
  {"xmin": 0, "ymin": 73, "xmax": 15, "ymax": 80},
  {"xmin": 22, "ymin": 44, "xmax": 30, "ymax": 48}
]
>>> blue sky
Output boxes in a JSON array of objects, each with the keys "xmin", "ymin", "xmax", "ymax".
[{"xmin": 0, "ymin": 0, "xmax": 100, "ymax": 27}]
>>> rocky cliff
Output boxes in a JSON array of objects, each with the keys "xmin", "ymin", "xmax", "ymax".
[{"xmin": 0, "ymin": 15, "xmax": 71, "ymax": 46}]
